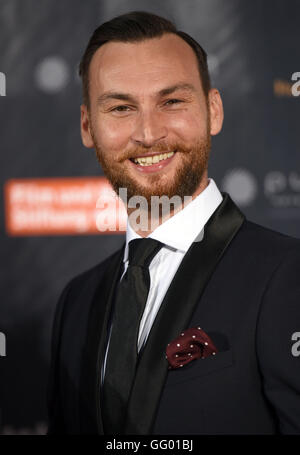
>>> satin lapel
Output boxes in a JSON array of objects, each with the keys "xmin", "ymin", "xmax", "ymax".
[
  {"xmin": 79, "ymin": 243, "xmax": 125, "ymax": 434},
  {"xmin": 124, "ymin": 192, "xmax": 246, "ymax": 434}
]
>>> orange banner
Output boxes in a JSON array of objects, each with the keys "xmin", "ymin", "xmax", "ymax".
[{"xmin": 4, "ymin": 177, "xmax": 127, "ymax": 236}]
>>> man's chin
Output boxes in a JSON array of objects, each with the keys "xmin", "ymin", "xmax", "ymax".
[
  {"xmin": 116, "ymin": 182, "xmax": 193, "ymax": 208},
  {"xmin": 118, "ymin": 186, "xmax": 174, "ymax": 205}
]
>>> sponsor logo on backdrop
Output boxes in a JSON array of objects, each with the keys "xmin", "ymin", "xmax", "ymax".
[
  {"xmin": 221, "ymin": 168, "xmax": 258, "ymax": 206},
  {"xmin": 264, "ymin": 171, "xmax": 300, "ymax": 208},
  {"xmin": 0, "ymin": 72, "xmax": 6, "ymax": 96},
  {"xmin": 35, "ymin": 56, "xmax": 70, "ymax": 93},
  {"xmin": 4, "ymin": 177, "xmax": 127, "ymax": 236}
]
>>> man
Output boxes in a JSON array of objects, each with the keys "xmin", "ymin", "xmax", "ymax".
[{"xmin": 47, "ymin": 11, "xmax": 300, "ymax": 434}]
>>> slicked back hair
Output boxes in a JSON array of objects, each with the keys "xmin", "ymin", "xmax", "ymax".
[{"xmin": 79, "ymin": 11, "xmax": 211, "ymax": 108}]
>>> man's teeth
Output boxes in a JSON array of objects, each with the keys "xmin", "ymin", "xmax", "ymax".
[{"xmin": 133, "ymin": 151, "xmax": 175, "ymax": 166}]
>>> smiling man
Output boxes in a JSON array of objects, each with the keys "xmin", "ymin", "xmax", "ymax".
[
  {"xmin": 80, "ymin": 31, "xmax": 222, "ymax": 204},
  {"xmin": 47, "ymin": 11, "xmax": 300, "ymax": 435},
  {"xmin": 80, "ymin": 20, "xmax": 223, "ymax": 234}
]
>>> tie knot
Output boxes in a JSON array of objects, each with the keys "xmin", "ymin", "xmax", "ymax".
[{"xmin": 128, "ymin": 238, "xmax": 164, "ymax": 268}]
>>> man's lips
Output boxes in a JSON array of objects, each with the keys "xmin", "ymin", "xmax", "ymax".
[
  {"xmin": 129, "ymin": 150, "xmax": 176, "ymax": 161},
  {"xmin": 128, "ymin": 150, "xmax": 177, "ymax": 173}
]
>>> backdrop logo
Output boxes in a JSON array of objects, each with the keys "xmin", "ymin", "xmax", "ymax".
[
  {"xmin": 264, "ymin": 171, "xmax": 300, "ymax": 207},
  {"xmin": 35, "ymin": 56, "xmax": 70, "ymax": 93},
  {"xmin": 0, "ymin": 72, "xmax": 6, "ymax": 96},
  {"xmin": 0, "ymin": 332, "xmax": 6, "ymax": 357},
  {"xmin": 4, "ymin": 177, "xmax": 127, "ymax": 236},
  {"xmin": 221, "ymin": 168, "xmax": 258, "ymax": 206},
  {"xmin": 291, "ymin": 72, "xmax": 300, "ymax": 97}
]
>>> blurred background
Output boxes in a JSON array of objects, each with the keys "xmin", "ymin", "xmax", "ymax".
[{"xmin": 0, "ymin": 0, "xmax": 299, "ymax": 434}]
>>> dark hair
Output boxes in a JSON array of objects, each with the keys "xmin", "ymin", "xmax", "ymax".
[{"xmin": 78, "ymin": 11, "xmax": 211, "ymax": 107}]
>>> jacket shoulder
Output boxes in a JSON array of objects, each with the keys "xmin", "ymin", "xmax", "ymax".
[{"xmin": 237, "ymin": 219, "xmax": 300, "ymax": 255}]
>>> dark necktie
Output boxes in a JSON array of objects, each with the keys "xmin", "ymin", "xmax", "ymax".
[{"xmin": 102, "ymin": 237, "xmax": 164, "ymax": 434}]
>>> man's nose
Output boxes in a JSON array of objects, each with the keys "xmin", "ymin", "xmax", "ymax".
[{"xmin": 131, "ymin": 110, "xmax": 168, "ymax": 147}]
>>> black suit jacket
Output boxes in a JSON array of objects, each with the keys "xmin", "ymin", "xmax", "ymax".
[{"xmin": 47, "ymin": 192, "xmax": 300, "ymax": 434}]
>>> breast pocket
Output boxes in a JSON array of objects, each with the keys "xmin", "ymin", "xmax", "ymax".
[{"xmin": 165, "ymin": 349, "xmax": 234, "ymax": 387}]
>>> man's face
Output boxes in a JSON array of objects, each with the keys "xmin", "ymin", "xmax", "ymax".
[{"xmin": 81, "ymin": 33, "xmax": 223, "ymax": 204}]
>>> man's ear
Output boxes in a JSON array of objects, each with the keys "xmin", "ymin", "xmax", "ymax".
[
  {"xmin": 80, "ymin": 104, "xmax": 95, "ymax": 148},
  {"xmin": 208, "ymin": 88, "xmax": 224, "ymax": 136}
]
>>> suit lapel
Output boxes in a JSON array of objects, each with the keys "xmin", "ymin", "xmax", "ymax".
[
  {"xmin": 79, "ymin": 243, "xmax": 125, "ymax": 434},
  {"xmin": 124, "ymin": 192, "xmax": 246, "ymax": 434}
]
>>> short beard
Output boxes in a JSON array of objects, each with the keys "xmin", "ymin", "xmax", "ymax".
[{"xmin": 91, "ymin": 119, "xmax": 211, "ymax": 208}]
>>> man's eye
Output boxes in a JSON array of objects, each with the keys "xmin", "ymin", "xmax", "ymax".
[
  {"xmin": 164, "ymin": 99, "xmax": 183, "ymax": 106},
  {"xmin": 111, "ymin": 105, "xmax": 131, "ymax": 112}
]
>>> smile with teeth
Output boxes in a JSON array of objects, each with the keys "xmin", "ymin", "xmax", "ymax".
[{"xmin": 132, "ymin": 151, "xmax": 175, "ymax": 166}]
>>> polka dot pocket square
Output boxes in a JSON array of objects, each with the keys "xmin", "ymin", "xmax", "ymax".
[{"xmin": 166, "ymin": 327, "xmax": 218, "ymax": 370}]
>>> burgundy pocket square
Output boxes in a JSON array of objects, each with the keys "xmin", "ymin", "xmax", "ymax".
[{"xmin": 166, "ymin": 327, "xmax": 218, "ymax": 370}]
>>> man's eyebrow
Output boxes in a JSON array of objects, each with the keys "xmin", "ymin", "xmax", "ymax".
[
  {"xmin": 158, "ymin": 83, "xmax": 196, "ymax": 97},
  {"xmin": 96, "ymin": 83, "xmax": 197, "ymax": 105}
]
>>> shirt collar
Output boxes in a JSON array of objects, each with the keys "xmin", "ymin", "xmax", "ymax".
[{"xmin": 123, "ymin": 178, "xmax": 223, "ymax": 263}]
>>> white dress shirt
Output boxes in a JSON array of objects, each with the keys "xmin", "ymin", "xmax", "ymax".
[{"xmin": 102, "ymin": 178, "xmax": 223, "ymax": 381}]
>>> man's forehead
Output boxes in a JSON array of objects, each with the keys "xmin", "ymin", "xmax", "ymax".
[
  {"xmin": 89, "ymin": 34, "xmax": 201, "ymax": 92},
  {"xmin": 92, "ymin": 33, "xmax": 196, "ymax": 64}
]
